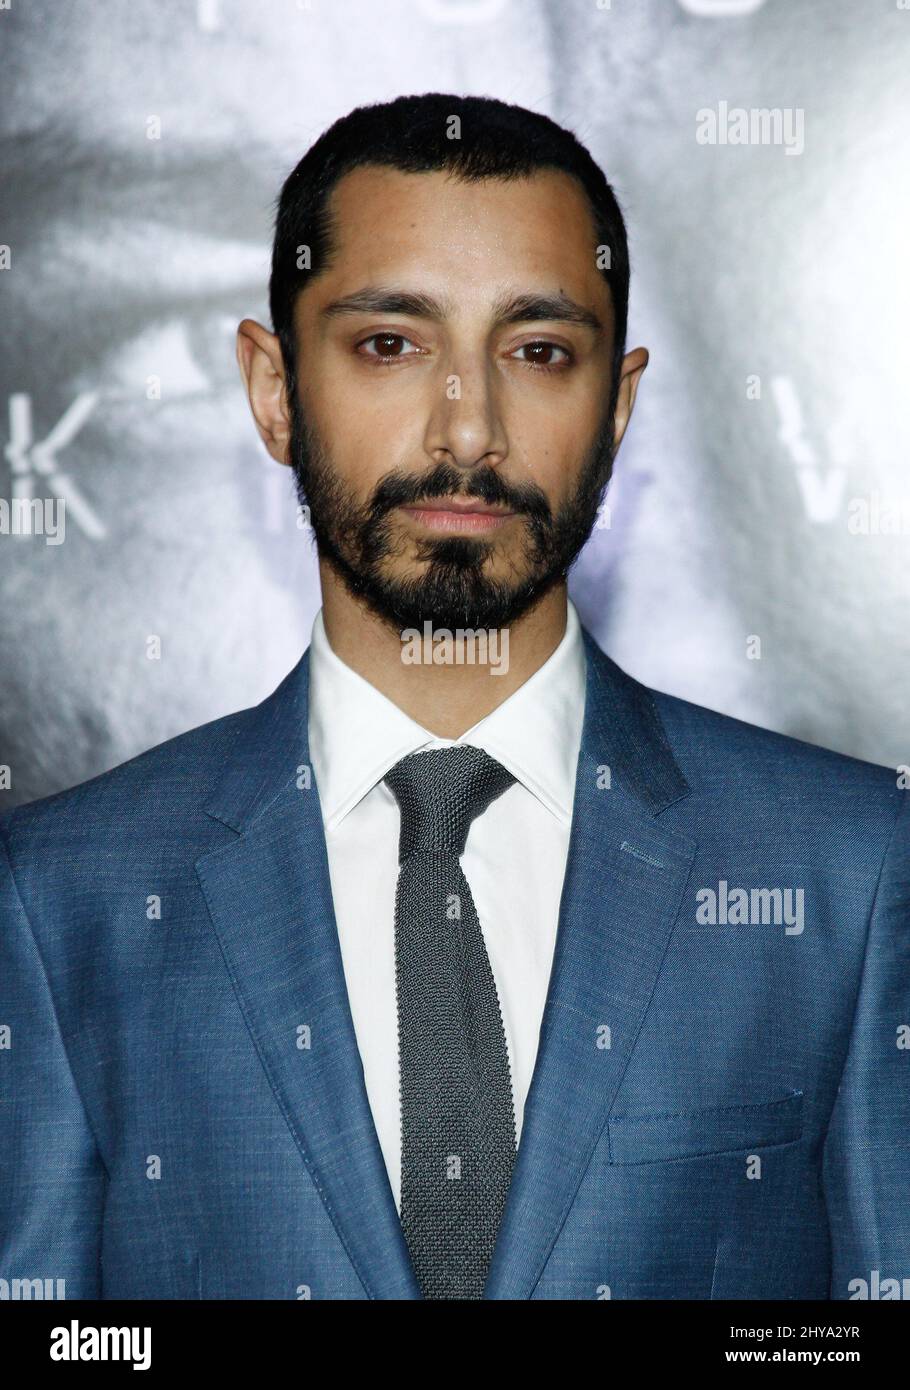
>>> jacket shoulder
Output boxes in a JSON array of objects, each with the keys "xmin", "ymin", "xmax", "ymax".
[
  {"xmin": 648, "ymin": 683, "xmax": 903, "ymax": 824},
  {"xmin": 0, "ymin": 700, "xmax": 254, "ymax": 853}
]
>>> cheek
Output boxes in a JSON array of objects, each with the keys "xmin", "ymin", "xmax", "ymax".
[
  {"xmin": 514, "ymin": 422, "xmax": 596, "ymax": 501},
  {"xmin": 316, "ymin": 415, "xmax": 421, "ymax": 503}
]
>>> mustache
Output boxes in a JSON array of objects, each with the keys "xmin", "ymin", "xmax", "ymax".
[{"xmin": 368, "ymin": 461, "xmax": 553, "ymax": 526}]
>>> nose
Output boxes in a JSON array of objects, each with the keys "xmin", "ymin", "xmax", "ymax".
[{"xmin": 424, "ymin": 355, "xmax": 509, "ymax": 473}]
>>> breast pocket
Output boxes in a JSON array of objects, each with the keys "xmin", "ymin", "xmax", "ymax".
[{"xmin": 607, "ymin": 1089, "xmax": 803, "ymax": 1165}]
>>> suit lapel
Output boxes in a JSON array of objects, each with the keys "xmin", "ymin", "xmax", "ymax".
[
  {"xmin": 194, "ymin": 626, "xmax": 696, "ymax": 1302},
  {"xmin": 483, "ymin": 631, "xmax": 697, "ymax": 1299},
  {"xmin": 195, "ymin": 652, "xmax": 421, "ymax": 1300}
]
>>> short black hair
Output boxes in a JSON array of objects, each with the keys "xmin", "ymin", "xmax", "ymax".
[{"xmin": 269, "ymin": 91, "xmax": 630, "ymax": 418}]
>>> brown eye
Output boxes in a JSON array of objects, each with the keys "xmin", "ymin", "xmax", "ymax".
[
  {"xmin": 375, "ymin": 333, "xmax": 404, "ymax": 357},
  {"xmin": 358, "ymin": 333, "xmax": 419, "ymax": 361},
  {"xmin": 513, "ymin": 341, "xmax": 572, "ymax": 369}
]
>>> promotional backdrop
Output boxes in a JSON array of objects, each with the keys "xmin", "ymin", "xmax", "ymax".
[{"xmin": 2, "ymin": 0, "xmax": 908, "ymax": 808}]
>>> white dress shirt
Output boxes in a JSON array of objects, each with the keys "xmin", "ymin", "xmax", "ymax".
[{"xmin": 306, "ymin": 598, "xmax": 588, "ymax": 1211}]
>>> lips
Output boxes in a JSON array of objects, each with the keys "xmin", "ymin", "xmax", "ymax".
[
  {"xmin": 399, "ymin": 499, "xmax": 517, "ymax": 534},
  {"xmin": 407, "ymin": 498, "xmax": 514, "ymax": 516}
]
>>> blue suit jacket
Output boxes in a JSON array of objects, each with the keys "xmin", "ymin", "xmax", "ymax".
[{"xmin": 2, "ymin": 629, "xmax": 908, "ymax": 1300}]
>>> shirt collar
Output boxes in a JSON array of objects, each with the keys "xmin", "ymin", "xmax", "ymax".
[{"xmin": 307, "ymin": 598, "xmax": 588, "ymax": 831}]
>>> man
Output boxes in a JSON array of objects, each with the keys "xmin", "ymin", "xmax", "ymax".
[{"xmin": 1, "ymin": 93, "xmax": 908, "ymax": 1302}]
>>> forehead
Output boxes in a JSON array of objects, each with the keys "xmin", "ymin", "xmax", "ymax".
[{"xmin": 315, "ymin": 164, "xmax": 606, "ymax": 304}]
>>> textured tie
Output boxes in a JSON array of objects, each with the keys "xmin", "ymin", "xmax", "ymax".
[{"xmin": 385, "ymin": 744, "xmax": 518, "ymax": 1300}]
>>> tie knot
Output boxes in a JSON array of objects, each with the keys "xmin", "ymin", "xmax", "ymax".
[{"xmin": 385, "ymin": 744, "xmax": 516, "ymax": 862}]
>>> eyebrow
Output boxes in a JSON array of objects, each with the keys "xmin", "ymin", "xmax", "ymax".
[{"xmin": 319, "ymin": 285, "xmax": 605, "ymax": 335}]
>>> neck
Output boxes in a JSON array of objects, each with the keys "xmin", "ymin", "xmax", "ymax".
[{"xmin": 318, "ymin": 563, "xmax": 569, "ymax": 739}]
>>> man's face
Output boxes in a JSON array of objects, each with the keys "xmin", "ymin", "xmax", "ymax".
[{"xmin": 289, "ymin": 165, "xmax": 622, "ymax": 632}]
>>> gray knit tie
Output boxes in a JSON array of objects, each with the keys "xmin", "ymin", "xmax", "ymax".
[{"xmin": 385, "ymin": 744, "xmax": 518, "ymax": 1300}]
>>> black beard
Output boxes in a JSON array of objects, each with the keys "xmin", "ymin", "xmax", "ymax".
[{"xmin": 288, "ymin": 396, "xmax": 615, "ymax": 633}]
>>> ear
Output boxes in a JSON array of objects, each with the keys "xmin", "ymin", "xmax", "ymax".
[
  {"xmin": 611, "ymin": 346, "xmax": 649, "ymax": 454},
  {"xmin": 236, "ymin": 318, "xmax": 293, "ymax": 466}
]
